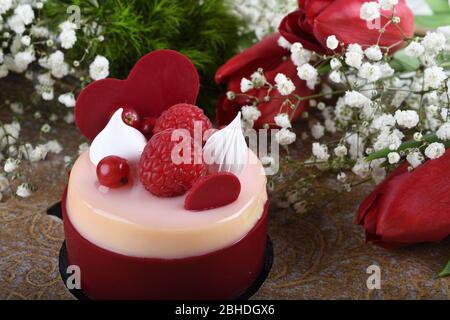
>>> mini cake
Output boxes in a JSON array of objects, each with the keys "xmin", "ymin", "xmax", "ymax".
[{"xmin": 62, "ymin": 50, "xmax": 269, "ymax": 300}]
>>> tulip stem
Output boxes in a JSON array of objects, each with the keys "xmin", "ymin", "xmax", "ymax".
[
  {"xmin": 365, "ymin": 133, "xmax": 450, "ymax": 161},
  {"xmin": 439, "ymin": 258, "xmax": 450, "ymax": 277},
  {"xmin": 293, "ymin": 90, "xmax": 347, "ymax": 102}
]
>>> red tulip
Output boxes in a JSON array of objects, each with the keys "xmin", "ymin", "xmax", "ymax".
[
  {"xmin": 215, "ymin": 33, "xmax": 313, "ymax": 128},
  {"xmin": 357, "ymin": 151, "xmax": 450, "ymax": 248},
  {"xmin": 280, "ymin": 0, "xmax": 414, "ymax": 54}
]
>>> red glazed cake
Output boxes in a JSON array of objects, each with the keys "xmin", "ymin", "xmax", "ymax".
[{"xmin": 62, "ymin": 50, "xmax": 269, "ymax": 300}]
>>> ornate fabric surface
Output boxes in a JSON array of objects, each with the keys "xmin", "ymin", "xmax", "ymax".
[{"xmin": 0, "ymin": 77, "xmax": 449, "ymax": 300}]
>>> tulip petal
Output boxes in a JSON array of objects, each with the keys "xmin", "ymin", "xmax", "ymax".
[
  {"xmin": 279, "ymin": 10, "xmax": 326, "ymax": 53},
  {"xmin": 358, "ymin": 151, "xmax": 450, "ymax": 247},
  {"xmin": 216, "ymin": 58, "xmax": 313, "ymax": 128},
  {"xmin": 215, "ymin": 34, "xmax": 288, "ymax": 84},
  {"xmin": 303, "ymin": 0, "xmax": 333, "ymax": 29},
  {"xmin": 313, "ymin": 0, "xmax": 414, "ymax": 53}
]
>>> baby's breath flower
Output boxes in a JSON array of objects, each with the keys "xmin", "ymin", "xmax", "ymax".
[
  {"xmin": 359, "ymin": 1, "xmax": 380, "ymax": 22},
  {"xmin": 10, "ymin": 102, "xmax": 24, "ymax": 114},
  {"xmin": 29, "ymin": 144, "xmax": 48, "ymax": 162},
  {"xmin": 387, "ymin": 152, "xmax": 400, "ymax": 164},
  {"xmin": 41, "ymin": 123, "xmax": 51, "ymax": 133},
  {"xmin": 413, "ymin": 132, "xmax": 423, "ymax": 141},
  {"xmin": 0, "ymin": 0, "xmax": 12, "ymax": 15},
  {"xmin": 277, "ymin": 36, "xmax": 291, "ymax": 49},
  {"xmin": 45, "ymin": 140, "xmax": 63, "ymax": 154},
  {"xmin": 344, "ymin": 90, "xmax": 371, "ymax": 108},
  {"xmin": 326, "ymin": 35, "xmax": 339, "ymax": 50},
  {"xmin": 240, "ymin": 77, "xmax": 253, "ymax": 93},
  {"xmin": 4, "ymin": 158, "xmax": 19, "ymax": 173},
  {"xmin": 274, "ymin": 113, "xmax": 291, "ymax": 128},
  {"xmin": 290, "ymin": 42, "xmax": 312, "ymax": 66},
  {"xmin": 337, "ymin": 172, "xmax": 347, "ymax": 183},
  {"xmin": 311, "ymin": 123, "xmax": 325, "ymax": 139},
  {"xmin": 226, "ymin": 91, "xmax": 236, "ymax": 101},
  {"xmin": 16, "ymin": 183, "xmax": 32, "ymax": 198},
  {"xmin": 424, "ymin": 66, "xmax": 446, "ymax": 90},
  {"xmin": 49, "ymin": 113, "xmax": 58, "ymax": 122},
  {"xmin": 394, "ymin": 110, "xmax": 419, "ymax": 129},
  {"xmin": 275, "ymin": 128, "xmax": 296, "ymax": 146},
  {"xmin": 358, "ymin": 63, "xmax": 381, "ymax": 82},
  {"xmin": 317, "ymin": 102, "xmax": 326, "ymax": 111},
  {"xmin": 251, "ymin": 69, "xmax": 266, "ymax": 88},
  {"xmin": 274, "ymin": 73, "xmax": 295, "ymax": 96},
  {"xmin": 424, "ymin": 142, "xmax": 445, "ymax": 159},
  {"xmin": 15, "ymin": 4, "xmax": 35, "ymax": 25},
  {"xmin": 364, "ymin": 46, "xmax": 382, "ymax": 61},
  {"xmin": 345, "ymin": 51, "xmax": 363, "ymax": 69},
  {"xmin": 379, "ymin": 0, "xmax": 398, "ymax": 11},
  {"xmin": 260, "ymin": 155, "xmax": 274, "ymax": 167},
  {"xmin": 20, "ymin": 35, "xmax": 31, "ymax": 46},
  {"xmin": 360, "ymin": 2, "xmax": 380, "ymax": 22},
  {"xmin": 334, "ymin": 145, "xmax": 348, "ymax": 157},
  {"xmin": 0, "ymin": 174, "xmax": 9, "ymax": 192},
  {"xmin": 330, "ymin": 58, "xmax": 342, "ymax": 70},
  {"xmin": 422, "ymin": 32, "xmax": 446, "ymax": 54},
  {"xmin": 89, "ymin": 55, "xmax": 109, "ymax": 80},
  {"xmin": 58, "ymin": 92, "xmax": 76, "ymax": 107},
  {"xmin": 352, "ymin": 159, "xmax": 370, "ymax": 178},
  {"xmin": 312, "ymin": 142, "xmax": 330, "ymax": 161},
  {"xmin": 436, "ymin": 123, "xmax": 450, "ymax": 140},
  {"xmin": 297, "ymin": 63, "xmax": 317, "ymax": 89},
  {"xmin": 406, "ymin": 150, "xmax": 424, "ymax": 168},
  {"xmin": 64, "ymin": 112, "xmax": 75, "ymax": 124},
  {"xmin": 78, "ymin": 143, "xmax": 89, "ymax": 155},
  {"xmin": 329, "ymin": 70, "xmax": 342, "ymax": 83},
  {"xmin": 404, "ymin": 41, "xmax": 424, "ymax": 58},
  {"xmin": 241, "ymin": 105, "xmax": 261, "ymax": 122},
  {"xmin": 392, "ymin": 16, "xmax": 400, "ymax": 24},
  {"xmin": 64, "ymin": 156, "xmax": 73, "ymax": 167}
]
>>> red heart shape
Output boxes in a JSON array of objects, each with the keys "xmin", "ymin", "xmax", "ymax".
[
  {"xmin": 185, "ymin": 172, "xmax": 241, "ymax": 211},
  {"xmin": 75, "ymin": 50, "xmax": 200, "ymax": 140}
]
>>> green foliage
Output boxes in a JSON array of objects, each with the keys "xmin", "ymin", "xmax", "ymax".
[
  {"xmin": 415, "ymin": 0, "xmax": 450, "ymax": 29},
  {"xmin": 44, "ymin": 0, "xmax": 243, "ymax": 116},
  {"xmin": 440, "ymin": 258, "xmax": 450, "ymax": 277},
  {"xmin": 390, "ymin": 49, "xmax": 420, "ymax": 72}
]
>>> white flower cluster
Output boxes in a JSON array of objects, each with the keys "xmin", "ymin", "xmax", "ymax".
[
  {"xmin": 359, "ymin": 0, "xmax": 398, "ymax": 22},
  {"xmin": 0, "ymin": 1, "xmax": 110, "ymax": 107},
  {"xmin": 238, "ymin": 0, "xmax": 450, "ymax": 189},
  {"xmin": 0, "ymin": 1, "xmax": 113, "ymax": 199},
  {"xmin": 232, "ymin": 0, "xmax": 297, "ymax": 40},
  {"xmin": 305, "ymin": 18, "xmax": 450, "ymax": 184},
  {"xmin": 0, "ymin": 113, "xmax": 65, "ymax": 199}
]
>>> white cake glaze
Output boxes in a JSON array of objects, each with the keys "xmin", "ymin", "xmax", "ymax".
[{"xmin": 66, "ymin": 149, "xmax": 267, "ymax": 259}]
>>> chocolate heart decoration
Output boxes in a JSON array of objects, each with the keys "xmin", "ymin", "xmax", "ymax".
[
  {"xmin": 75, "ymin": 50, "xmax": 200, "ymax": 140},
  {"xmin": 185, "ymin": 172, "xmax": 241, "ymax": 211}
]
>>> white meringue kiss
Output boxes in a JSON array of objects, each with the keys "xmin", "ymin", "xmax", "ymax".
[
  {"xmin": 89, "ymin": 108, "xmax": 147, "ymax": 166},
  {"xmin": 203, "ymin": 112, "xmax": 248, "ymax": 175}
]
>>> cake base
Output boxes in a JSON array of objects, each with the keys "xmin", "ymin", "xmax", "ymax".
[
  {"xmin": 57, "ymin": 238, "xmax": 273, "ymax": 300},
  {"xmin": 49, "ymin": 189, "xmax": 272, "ymax": 300}
]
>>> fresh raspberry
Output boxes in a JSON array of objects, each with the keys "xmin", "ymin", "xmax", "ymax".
[
  {"xmin": 154, "ymin": 103, "xmax": 212, "ymax": 142},
  {"xmin": 139, "ymin": 128, "xmax": 206, "ymax": 197}
]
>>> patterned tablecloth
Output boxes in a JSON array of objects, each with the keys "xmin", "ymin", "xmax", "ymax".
[{"xmin": 0, "ymin": 76, "xmax": 449, "ymax": 300}]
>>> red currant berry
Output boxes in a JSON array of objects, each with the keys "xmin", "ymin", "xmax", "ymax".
[
  {"xmin": 121, "ymin": 107, "xmax": 141, "ymax": 129},
  {"xmin": 96, "ymin": 156, "xmax": 130, "ymax": 188},
  {"xmin": 140, "ymin": 117, "xmax": 157, "ymax": 139}
]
